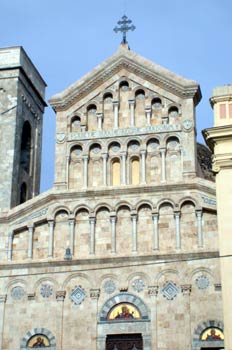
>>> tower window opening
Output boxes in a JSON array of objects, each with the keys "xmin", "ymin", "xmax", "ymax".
[{"xmin": 20, "ymin": 121, "xmax": 31, "ymax": 173}]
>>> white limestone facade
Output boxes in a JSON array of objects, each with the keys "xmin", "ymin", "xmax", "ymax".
[{"xmin": 0, "ymin": 44, "xmax": 223, "ymax": 350}]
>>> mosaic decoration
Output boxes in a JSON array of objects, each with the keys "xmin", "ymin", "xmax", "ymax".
[
  {"xmin": 196, "ymin": 275, "xmax": 209, "ymax": 290},
  {"xmin": 11, "ymin": 286, "xmax": 25, "ymax": 300},
  {"xmin": 129, "ymin": 142, "xmax": 139, "ymax": 151},
  {"xmin": 27, "ymin": 334, "xmax": 50, "ymax": 348},
  {"xmin": 108, "ymin": 303, "xmax": 140, "ymax": 320},
  {"xmin": 40, "ymin": 284, "xmax": 53, "ymax": 298},
  {"xmin": 148, "ymin": 140, "xmax": 159, "ymax": 150},
  {"xmin": 104, "ymin": 280, "xmax": 116, "ymax": 294},
  {"xmin": 161, "ymin": 281, "xmax": 179, "ymax": 300},
  {"xmin": 92, "ymin": 145, "xmax": 101, "ymax": 154},
  {"xmin": 72, "ymin": 146, "xmax": 82, "ymax": 156},
  {"xmin": 70, "ymin": 285, "xmax": 86, "ymax": 305},
  {"xmin": 201, "ymin": 328, "xmax": 224, "ymax": 341},
  {"xmin": 132, "ymin": 278, "xmax": 145, "ymax": 293},
  {"xmin": 110, "ymin": 143, "xmax": 120, "ymax": 152}
]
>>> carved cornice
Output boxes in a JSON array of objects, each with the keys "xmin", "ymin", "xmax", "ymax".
[{"xmin": 49, "ymin": 50, "xmax": 201, "ymax": 112}]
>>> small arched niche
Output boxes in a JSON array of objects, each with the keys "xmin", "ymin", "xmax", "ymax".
[
  {"xmin": 71, "ymin": 115, "xmax": 81, "ymax": 132},
  {"xmin": 152, "ymin": 97, "xmax": 162, "ymax": 109},
  {"xmin": 147, "ymin": 138, "xmax": 159, "ymax": 152},
  {"xmin": 109, "ymin": 141, "xmax": 121, "ymax": 153},
  {"xmin": 119, "ymin": 80, "xmax": 129, "ymax": 91},
  {"xmin": 70, "ymin": 145, "xmax": 83, "ymax": 160},
  {"xmin": 90, "ymin": 143, "xmax": 102, "ymax": 156},
  {"xmin": 168, "ymin": 106, "xmax": 179, "ymax": 117},
  {"xmin": 103, "ymin": 92, "xmax": 113, "ymax": 103},
  {"xmin": 135, "ymin": 89, "xmax": 145, "ymax": 100},
  {"xmin": 128, "ymin": 140, "xmax": 140, "ymax": 152}
]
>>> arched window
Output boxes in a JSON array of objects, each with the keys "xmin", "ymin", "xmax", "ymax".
[
  {"xmin": 131, "ymin": 158, "xmax": 140, "ymax": 185},
  {"xmin": 168, "ymin": 106, "xmax": 179, "ymax": 117},
  {"xmin": 112, "ymin": 159, "xmax": 121, "ymax": 186},
  {"xmin": 152, "ymin": 97, "xmax": 162, "ymax": 109},
  {"xmin": 103, "ymin": 92, "xmax": 113, "ymax": 103},
  {"xmin": 71, "ymin": 116, "xmax": 81, "ymax": 132},
  {"xmin": 20, "ymin": 182, "xmax": 27, "ymax": 204},
  {"xmin": 119, "ymin": 81, "xmax": 129, "ymax": 91},
  {"xmin": 135, "ymin": 89, "xmax": 145, "ymax": 100},
  {"xmin": 20, "ymin": 121, "xmax": 31, "ymax": 173}
]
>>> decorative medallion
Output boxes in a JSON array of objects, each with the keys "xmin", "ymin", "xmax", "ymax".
[
  {"xmin": 104, "ymin": 280, "xmax": 116, "ymax": 294},
  {"xmin": 110, "ymin": 142, "xmax": 121, "ymax": 153},
  {"xmin": 56, "ymin": 133, "xmax": 66, "ymax": 143},
  {"xmin": 70, "ymin": 285, "xmax": 86, "ymax": 305},
  {"xmin": 161, "ymin": 281, "xmax": 179, "ymax": 300},
  {"xmin": 182, "ymin": 119, "xmax": 193, "ymax": 131},
  {"xmin": 195, "ymin": 275, "xmax": 209, "ymax": 290},
  {"xmin": 132, "ymin": 278, "xmax": 145, "ymax": 293},
  {"xmin": 11, "ymin": 286, "xmax": 25, "ymax": 300},
  {"xmin": 129, "ymin": 142, "xmax": 139, "ymax": 151},
  {"xmin": 40, "ymin": 284, "xmax": 53, "ymax": 298},
  {"xmin": 92, "ymin": 145, "xmax": 101, "ymax": 154}
]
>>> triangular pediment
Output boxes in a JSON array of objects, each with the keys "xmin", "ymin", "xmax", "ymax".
[{"xmin": 49, "ymin": 44, "xmax": 201, "ymax": 111}]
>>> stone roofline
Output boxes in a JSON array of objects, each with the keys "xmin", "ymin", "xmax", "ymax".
[
  {"xmin": 0, "ymin": 46, "xmax": 47, "ymax": 105},
  {"xmin": 49, "ymin": 44, "xmax": 202, "ymax": 112}
]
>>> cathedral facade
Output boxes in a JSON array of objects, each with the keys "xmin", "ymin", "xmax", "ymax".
[{"xmin": 0, "ymin": 43, "xmax": 224, "ymax": 350}]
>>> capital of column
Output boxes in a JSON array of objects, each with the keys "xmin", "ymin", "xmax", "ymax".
[
  {"xmin": 174, "ymin": 211, "xmax": 181, "ymax": 219},
  {"xmin": 96, "ymin": 112, "xmax": 103, "ymax": 119},
  {"xmin": 110, "ymin": 215, "xmax": 117, "ymax": 224},
  {"xmin": 140, "ymin": 149, "xmax": 146, "ymax": 156},
  {"xmin": 69, "ymin": 218, "xmax": 75, "ymax": 226},
  {"xmin": 89, "ymin": 217, "xmax": 96, "ymax": 224},
  {"xmin": 131, "ymin": 212, "xmax": 137, "ymax": 221},
  {"xmin": 28, "ymin": 224, "xmax": 34, "ymax": 231},
  {"xmin": 148, "ymin": 285, "xmax": 159, "ymax": 297},
  {"xmin": 82, "ymin": 155, "xmax": 89, "ymax": 161},
  {"xmin": 27, "ymin": 293, "xmax": 36, "ymax": 301},
  {"xmin": 102, "ymin": 152, "xmax": 108, "ymax": 160},
  {"xmin": 0, "ymin": 295, "xmax": 7, "ymax": 303},
  {"xmin": 129, "ymin": 99, "xmax": 135, "ymax": 106},
  {"xmin": 160, "ymin": 147, "xmax": 166, "ymax": 155},
  {"xmin": 120, "ymin": 151, "xmax": 127, "ymax": 159},
  {"xmin": 90, "ymin": 288, "xmax": 100, "ymax": 299},
  {"xmin": 56, "ymin": 290, "xmax": 66, "ymax": 301},
  {"xmin": 181, "ymin": 284, "xmax": 192, "ymax": 295},
  {"xmin": 113, "ymin": 100, "xmax": 119, "ymax": 107},
  {"xmin": 48, "ymin": 219, "xmax": 54, "ymax": 226},
  {"xmin": 196, "ymin": 209, "xmax": 202, "ymax": 218},
  {"xmin": 145, "ymin": 107, "xmax": 152, "ymax": 113},
  {"xmin": 152, "ymin": 212, "xmax": 159, "ymax": 220}
]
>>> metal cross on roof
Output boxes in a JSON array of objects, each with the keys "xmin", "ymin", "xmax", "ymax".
[{"xmin": 114, "ymin": 15, "xmax": 136, "ymax": 44}]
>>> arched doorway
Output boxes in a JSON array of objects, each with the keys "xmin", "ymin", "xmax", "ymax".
[
  {"xmin": 98, "ymin": 293, "xmax": 151, "ymax": 350},
  {"xmin": 192, "ymin": 320, "xmax": 224, "ymax": 350}
]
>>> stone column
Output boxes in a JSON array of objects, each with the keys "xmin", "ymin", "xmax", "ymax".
[
  {"xmin": 56, "ymin": 291, "xmax": 66, "ymax": 350},
  {"xmin": 69, "ymin": 218, "xmax": 75, "ymax": 255},
  {"xmin": 196, "ymin": 210, "xmax": 203, "ymax": 248},
  {"xmin": 7, "ymin": 232, "xmax": 13, "ymax": 261},
  {"xmin": 174, "ymin": 211, "xmax": 181, "ymax": 250},
  {"xmin": 90, "ymin": 289, "xmax": 100, "ymax": 350},
  {"xmin": 113, "ymin": 100, "xmax": 119, "ymax": 129},
  {"xmin": 83, "ymin": 155, "xmax": 89, "ymax": 188},
  {"xmin": 131, "ymin": 213, "xmax": 137, "ymax": 252},
  {"xmin": 148, "ymin": 286, "xmax": 159, "ymax": 350},
  {"xmin": 97, "ymin": 112, "xmax": 103, "ymax": 130},
  {"xmin": 110, "ymin": 214, "xmax": 117, "ymax": 253},
  {"xmin": 181, "ymin": 285, "xmax": 192, "ymax": 350},
  {"xmin": 28, "ymin": 225, "xmax": 34, "ymax": 259},
  {"xmin": 120, "ymin": 152, "xmax": 127, "ymax": 185},
  {"xmin": 129, "ymin": 99, "xmax": 135, "ymax": 127},
  {"xmin": 89, "ymin": 217, "xmax": 96, "ymax": 255},
  {"xmin": 160, "ymin": 147, "xmax": 166, "ymax": 182},
  {"xmin": 152, "ymin": 213, "xmax": 159, "ymax": 251},
  {"xmin": 145, "ymin": 107, "xmax": 151, "ymax": 126},
  {"xmin": 102, "ymin": 153, "xmax": 108, "ymax": 186},
  {"xmin": 48, "ymin": 220, "xmax": 54, "ymax": 258},
  {"xmin": 0, "ymin": 295, "xmax": 7, "ymax": 350},
  {"xmin": 140, "ymin": 149, "xmax": 146, "ymax": 184}
]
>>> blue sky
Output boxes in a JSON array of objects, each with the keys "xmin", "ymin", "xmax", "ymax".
[{"xmin": 1, "ymin": 0, "xmax": 232, "ymax": 192}]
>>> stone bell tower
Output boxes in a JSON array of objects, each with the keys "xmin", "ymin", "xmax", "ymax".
[
  {"xmin": 0, "ymin": 46, "xmax": 46, "ymax": 211},
  {"xmin": 203, "ymin": 85, "xmax": 232, "ymax": 350}
]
